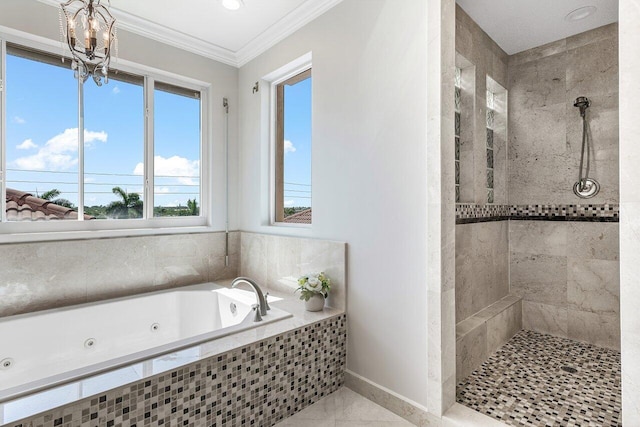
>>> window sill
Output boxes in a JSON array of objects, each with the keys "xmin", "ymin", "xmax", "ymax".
[{"xmin": 0, "ymin": 219, "xmax": 217, "ymax": 244}]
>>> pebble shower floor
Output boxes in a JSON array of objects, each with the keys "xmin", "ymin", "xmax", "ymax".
[{"xmin": 457, "ymin": 330, "xmax": 621, "ymax": 426}]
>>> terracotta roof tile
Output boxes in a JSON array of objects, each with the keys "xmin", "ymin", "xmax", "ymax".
[
  {"xmin": 283, "ymin": 208, "xmax": 312, "ymax": 224},
  {"xmin": 5, "ymin": 188, "xmax": 94, "ymax": 221}
]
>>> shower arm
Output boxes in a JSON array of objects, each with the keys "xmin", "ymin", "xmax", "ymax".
[{"xmin": 577, "ymin": 115, "xmax": 589, "ymax": 190}]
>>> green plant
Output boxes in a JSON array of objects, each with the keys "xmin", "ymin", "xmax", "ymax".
[
  {"xmin": 106, "ymin": 186, "xmax": 143, "ymax": 219},
  {"xmin": 296, "ymin": 272, "xmax": 331, "ymax": 301}
]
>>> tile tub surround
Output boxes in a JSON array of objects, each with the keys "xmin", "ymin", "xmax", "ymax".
[
  {"xmin": 4, "ymin": 310, "xmax": 347, "ymax": 427},
  {"xmin": 508, "ymin": 23, "xmax": 619, "ymax": 206},
  {"xmin": 0, "ymin": 231, "xmax": 240, "ymax": 318},
  {"xmin": 510, "ymin": 220, "xmax": 620, "ymax": 350},
  {"xmin": 456, "ymin": 295, "xmax": 522, "ymax": 382},
  {"xmin": 457, "ymin": 330, "xmax": 621, "ymax": 427},
  {"xmin": 240, "ymin": 232, "xmax": 347, "ymax": 311}
]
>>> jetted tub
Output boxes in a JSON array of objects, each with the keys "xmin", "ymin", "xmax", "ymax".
[{"xmin": 0, "ymin": 282, "xmax": 291, "ymax": 403}]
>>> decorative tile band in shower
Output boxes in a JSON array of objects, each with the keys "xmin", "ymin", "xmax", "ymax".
[
  {"xmin": 456, "ymin": 204, "xmax": 619, "ymax": 223},
  {"xmin": 456, "ymin": 204, "xmax": 511, "ymax": 219},
  {"xmin": 8, "ymin": 314, "xmax": 347, "ymax": 427}
]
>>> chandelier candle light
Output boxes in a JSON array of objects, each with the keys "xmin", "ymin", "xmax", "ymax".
[{"xmin": 60, "ymin": 0, "xmax": 116, "ymax": 86}]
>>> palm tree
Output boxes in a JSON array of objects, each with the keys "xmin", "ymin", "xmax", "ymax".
[
  {"xmin": 187, "ymin": 198, "xmax": 199, "ymax": 216},
  {"xmin": 39, "ymin": 189, "xmax": 75, "ymax": 209},
  {"xmin": 106, "ymin": 187, "xmax": 143, "ymax": 219}
]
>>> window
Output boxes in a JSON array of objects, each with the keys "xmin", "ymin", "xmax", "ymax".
[
  {"xmin": 486, "ymin": 89, "xmax": 495, "ymax": 204},
  {"xmin": 0, "ymin": 41, "xmax": 206, "ymax": 230},
  {"xmin": 274, "ymin": 68, "xmax": 312, "ymax": 224},
  {"xmin": 153, "ymin": 82, "xmax": 201, "ymax": 217}
]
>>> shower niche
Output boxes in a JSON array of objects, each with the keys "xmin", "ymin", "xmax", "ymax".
[{"xmin": 454, "ymin": 55, "xmax": 507, "ymax": 205}]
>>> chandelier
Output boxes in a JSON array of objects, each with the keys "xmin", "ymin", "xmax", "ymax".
[{"xmin": 60, "ymin": 0, "xmax": 116, "ymax": 86}]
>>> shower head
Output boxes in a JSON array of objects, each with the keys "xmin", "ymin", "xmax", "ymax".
[{"xmin": 574, "ymin": 96, "xmax": 590, "ymax": 117}]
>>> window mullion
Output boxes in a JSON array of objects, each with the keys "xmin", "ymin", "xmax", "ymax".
[
  {"xmin": 77, "ymin": 75, "xmax": 85, "ymax": 220},
  {"xmin": 144, "ymin": 76, "xmax": 155, "ymax": 219}
]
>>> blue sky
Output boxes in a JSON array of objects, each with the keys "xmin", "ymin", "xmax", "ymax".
[
  {"xmin": 5, "ymin": 53, "xmax": 200, "ymax": 210},
  {"xmin": 4, "ymin": 52, "xmax": 311, "ymax": 214},
  {"xmin": 283, "ymin": 76, "xmax": 312, "ymax": 209}
]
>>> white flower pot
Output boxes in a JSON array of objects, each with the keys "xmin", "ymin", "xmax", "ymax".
[{"xmin": 305, "ymin": 293, "xmax": 325, "ymax": 312}]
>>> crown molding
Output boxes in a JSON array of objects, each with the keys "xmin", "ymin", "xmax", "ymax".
[
  {"xmin": 36, "ymin": 0, "xmax": 343, "ymax": 68},
  {"xmin": 235, "ymin": 0, "xmax": 344, "ymax": 67}
]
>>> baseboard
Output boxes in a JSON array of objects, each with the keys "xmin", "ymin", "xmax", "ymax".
[{"xmin": 344, "ymin": 370, "xmax": 440, "ymax": 426}]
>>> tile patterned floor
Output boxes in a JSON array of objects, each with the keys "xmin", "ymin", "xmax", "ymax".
[
  {"xmin": 274, "ymin": 387, "xmax": 414, "ymax": 427},
  {"xmin": 457, "ymin": 330, "xmax": 622, "ymax": 427}
]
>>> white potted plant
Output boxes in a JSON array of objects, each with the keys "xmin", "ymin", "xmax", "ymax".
[{"xmin": 296, "ymin": 272, "xmax": 331, "ymax": 311}]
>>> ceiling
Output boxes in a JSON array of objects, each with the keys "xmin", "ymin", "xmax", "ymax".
[
  {"xmin": 39, "ymin": 0, "xmax": 343, "ymax": 67},
  {"xmin": 456, "ymin": 0, "xmax": 618, "ymax": 54}
]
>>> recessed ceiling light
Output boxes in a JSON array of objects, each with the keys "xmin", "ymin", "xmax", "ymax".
[
  {"xmin": 565, "ymin": 6, "xmax": 597, "ymax": 22},
  {"xmin": 222, "ymin": 0, "xmax": 244, "ymax": 10}
]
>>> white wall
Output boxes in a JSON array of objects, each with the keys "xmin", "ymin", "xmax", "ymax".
[{"xmin": 238, "ymin": 0, "xmax": 429, "ymax": 406}]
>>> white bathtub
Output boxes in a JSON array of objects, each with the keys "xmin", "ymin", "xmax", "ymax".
[{"xmin": 0, "ymin": 282, "xmax": 291, "ymax": 403}]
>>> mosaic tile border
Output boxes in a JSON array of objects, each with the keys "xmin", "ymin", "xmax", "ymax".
[
  {"xmin": 7, "ymin": 314, "xmax": 347, "ymax": 427},
  {"xmin": 456, "ymin": 203, "xmax": 619, "ymax": 223}
]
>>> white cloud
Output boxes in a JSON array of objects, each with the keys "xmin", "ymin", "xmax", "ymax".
[
  {"xmin": 16, "ymin": 139, "xmax": 38, "ymax": 150},
  {"xmin": 13, "ymin": 116, "xmax": 26, "ymax": 124},
  {"xmin": 134, "ymin": 155, "xmax": 199, "ymax": 185},
  {"xmin": 284, "ymin": 140, "xmax": 296, "ymax": 154},
  {"xmin": 12, "ymin": 128, "xmax": 108, "ymax": 171},
  {"xmin": 284, "ymin": 200, "xmax": 295, "ymax": 207},
  {"xmin": 154, "ymin": 186, "xmax": 171, "ymax": 194},
  {"xmin": 112, "ymin": 86, "xmax": 121, "ymax": 95}
]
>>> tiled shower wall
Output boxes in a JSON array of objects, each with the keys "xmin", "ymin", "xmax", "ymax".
[
  {"xmin": 508, "ymin": 23, "xmax": 619, "ymax": 205},
  {"xmin": 508, "ymin": 23, "xmax": 620, "ymax": 350},
  {"xmin": 455, "ymin": 14, "xmax": 619, "ymax": 357},
  {"xmin": 454, "ymin": 5, "xmax": 510, "ymax": 324},
  {"xmin": 455, "ymin": 221, "xmax": 508, "ymax": 322},
  {"xmin": 455, "ymin": 5, "xmax": 508, "ymax": 206},
  {"xmin": 510, "ymin": 221, "xmax": 619, "ymax": 350}
]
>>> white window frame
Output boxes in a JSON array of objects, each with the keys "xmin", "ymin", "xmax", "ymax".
[
  {"xmin": 0, "ymin": 26, "xmax": 212, "ymax": 243},
  {"xmin": 263, "ymin": 52, "xmax": 312, "ymax": 228}
]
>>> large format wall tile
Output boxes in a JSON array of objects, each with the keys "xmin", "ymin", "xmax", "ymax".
[
  {"xmin": 510, "ymin": 252, "xmax": 567, "ymax": 305},
  {"xmin": 505, "ymin": 23, "xmax": 619, "ymax": 350},
  {"xmin": 508, "ymin": 23, "xmax": 618, "ymax": 206},
  {"xmin": 0, "ymin": 232, "xmax": 241, "ymax": 317},
  {"xmin": 522, "ymin": 301, "xmax": 568, "ymax": 338},
  {"xmin": 566, "ymin": 222, "xmax": 619, "ymax": 261},
  {"xmin": 455, "ymin": 221, "xmax": 508, "ymax": 322},
  {"xmin": 509, "ymin": 221, "xmax": 567, "ymax": 256},
  {"xmin": 456, "ymin": 321, "xmax": 488, "ymax": 381},
  {"xmin": 240, "ymin": 232, "xmax": 346, "ymax": 311},
  {"xmin": 567, "ymin": 257, "xmax": 619, "ymax": 315},
  {"xmin": 567, "ymin": 309, "xmax": 620, "ymax": 350},
  {"xmin": 486, "ymin": 300, "xmax": 522, "ymax": 352},
  {"xmin": 511, "ymin": 221, "xmax": 619, "ymax": 349}
]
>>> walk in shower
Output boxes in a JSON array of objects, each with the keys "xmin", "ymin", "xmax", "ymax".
[{"xmin": 454, "ymin": 2, "xmax": 620, "ymax": 425}]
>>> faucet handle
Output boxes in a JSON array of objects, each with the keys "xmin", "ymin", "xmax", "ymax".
[
  {"xmin": 264, "ymin": 292, "xmax": 271, "ymax": 311},
  {"xmin": 251, "ymin": 304, "xmax": 263, "ymax": 322}
]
